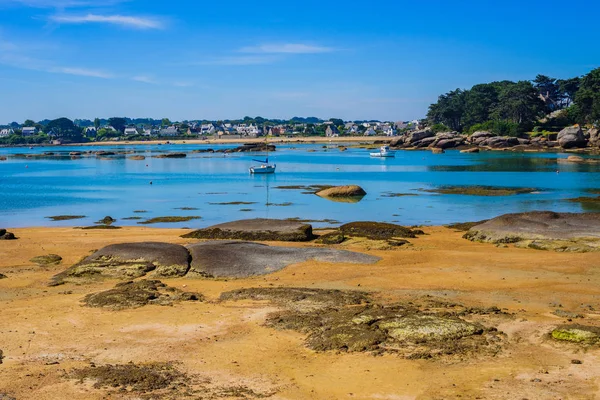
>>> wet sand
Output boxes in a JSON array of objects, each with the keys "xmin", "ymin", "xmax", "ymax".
[{"xmin": 1, "ymin": 226, "xmax": 599, "ymax": 399}]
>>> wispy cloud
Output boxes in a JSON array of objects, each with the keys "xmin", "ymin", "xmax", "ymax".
[
  {"xmin": 49, "ymin": 13, "xmax": 163, "ymax": 29},
  {"xmin": 0, "ymin": 0, "xmax": 125, "ymax": 8},
  {"xmin": 193, "ymin": 55, "xmax": 279, "ymax": 66},
  {"xmin": 50, "ymin": 66, "xmax": 113, "ymax": 78},
  {"xmin": 240, "ymin": 43, "xmax": 334, "ymax": 54},
  {"xmin": 132, "ymin": 75, "xmax": 157, "ymax": 84}
]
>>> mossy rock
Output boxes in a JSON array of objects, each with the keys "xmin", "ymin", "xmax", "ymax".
[
  {"xmin": 423, "ymin": 186, "xmax": 536, "ymax": 196},
  {"xmin": 30, "ymin": 254, "xmax": 62, "ymax": 265},
  {"xmin": 81, "ymin": 225, "xmax": 122, "ymax": 230},
  {"xmin": 316, "ymin": 232, "xmax": 346, "ymax": 244},
  {"xmin": 182, "ymin": 218, "xmax": 315, "ymax": 241},
  {"xmin": 96, "ymin": 216, "xmax": 116, "ymax": 225},
  {"xmin": 46, "ymin": 215, "xmax": 86, "ymax": 221},
  {"xmin": 446, "ymin": 220, "xmax": 489, "ymax": 231},
  {"xmin": 139, "ymin": 216, "xmax": 201, "ymax": 224},
  {"xmin": 378, "ymin": 315, "xmax": 483, "ymax": 342},
  {"xmin": 153, "ymin": 153, "xmax": 187, "ymax": 158},
  {"xmin": 83, "ymin": 279, "xmax": 203, "ymax": 310},
  {"xmin": 339, "ymin": 221, "xmax": 420, "ymax": 240},
  {"xmin": 551, "ymin": 325, "xmax": 600, "ymax": 344}
]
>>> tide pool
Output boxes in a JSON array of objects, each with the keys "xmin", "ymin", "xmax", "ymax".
[{"xmin": 1, "ymin": 143, "xmax": 599, "ymax": 228}]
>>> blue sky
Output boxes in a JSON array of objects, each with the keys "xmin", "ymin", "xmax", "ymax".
[{"xmin": 0, "ymin": 0, "xmax": 599, "ymax": 123}]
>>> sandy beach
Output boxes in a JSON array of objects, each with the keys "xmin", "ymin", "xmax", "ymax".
[{"xmin": 1, "ymin": 226, "xmax": 599, "ymax": 399}]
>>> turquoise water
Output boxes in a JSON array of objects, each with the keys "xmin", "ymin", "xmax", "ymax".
[{"xmin": 1, "ymin": 143, "xmax": 599, "ymax": 228}]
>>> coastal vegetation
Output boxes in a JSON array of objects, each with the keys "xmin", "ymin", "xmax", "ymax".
[{"xmin": 426, "ymin": 67, "xmax": 600, "ymax": 136}]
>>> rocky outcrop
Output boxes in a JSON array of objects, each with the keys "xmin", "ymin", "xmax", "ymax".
[
  {"xmin": 315, "ymin": 185, "xmax": 366, "ymax": 202},
  {"xmin": 339, "ymin": 222, "xmax": 422, "ymax": 240},
  {"xmin": 187, "ymin": 241, "xmax": 379, "ymax": 278},
  {"xmin": 468, "ymin": 131, "xmax": 496, "ymax": 145},
  {"xmin": 0, "ymin": 229, "xmax": 16, "ymax": 240},
  {"xmin": 478, "ymin": 136, "xmax": 520, "ymax": 148},
  {"xmin": 464, "ymin": 211, "xmax": 600, "ymax": 252},
  {"xmin": 83, "ymin": 280, "xmax": 202, "ymax": 310},
  {"xmin": 589, "ymin": 128, "xmax": 599, "ymax": 147},
  {"xmin": 429, "ymin": 132, "xmax": 466, "ymax": 149},
  {"xmin": 225, "ymin": 143, "xmax": 276, "ymax": 153},
  {"xmin": 30, "ymin": 254, "xmax": 62, "ymax": 265},
  {"xmin": 154, "ymin": 153, "xmax": 187, "ymax": 158},
  {"xmin": 558, "ymin": 125, "xmax": 586, "ymax": 149},
  {"xmin": 50, "ymin": 242, "xmax": 191, "ymax": 285},
  {"xmin": 551, "ymin": 324, "xmax": 600, "ymax": 344},
  {"xmin": 182, "ymin": 218, "xmax": 314, "ymax": 241}
]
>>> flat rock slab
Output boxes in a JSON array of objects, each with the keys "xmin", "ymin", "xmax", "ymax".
[
  {"xmin": 182, "ymin": 218, "xmax": 314, "ymax": 241},
  {"xmin": 50, "ymin": 242, "xmax": 190, "ymax": 285},
  {"xmin": 187, "ymin": 241, "xmax": 380, "ymax": 278},
  {"xmin": 465, "ymin": 211, "xmax": 600, "ymax": 251}
]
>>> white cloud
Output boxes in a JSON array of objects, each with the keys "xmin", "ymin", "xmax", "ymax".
[
  {"xmin": 194, "ymin": 55, "xmax": 279, "ymax": 66},
  {"xmin": 240, "ymin": 43, "xmax": 334, "ymax": 54},
  {"xmin": 132, "ymin": 75, "xmax": 156, "ymax": 84},
  {"xmin": 50, "ymin": 66, "xmax": 113, "ymax": 78},
  {"xmin": 50, "ymin": 13, "xmax": 163, "ymax": 29}
]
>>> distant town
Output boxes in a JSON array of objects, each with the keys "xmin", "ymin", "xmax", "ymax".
[{"xmin": 0, "ymin": 117, "xmax": 423, "ymax": 145}]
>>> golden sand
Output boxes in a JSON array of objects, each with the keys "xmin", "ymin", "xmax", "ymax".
[{"xmin": 0, "ymin": 226, "xmax": 599, "ymax": 399}]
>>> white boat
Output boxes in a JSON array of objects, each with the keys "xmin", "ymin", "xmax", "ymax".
[
  {"xmin": 249, "ymin": 140, "xmax": 276, "ymax": 174},
  {"xmin": 370, "ymin": 145, "xmax": 395, "ymax": 158},
  {"xmin": 249, "ymin": 164, "xmax": 276, "ymax": 174}
]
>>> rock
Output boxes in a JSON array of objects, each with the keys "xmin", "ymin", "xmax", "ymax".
[
  {"xmin": 315, "ymin": 185, "xmax": 366, "ymax": 201},
  {"xmin": 0, "ymin": 156, "xmax": 6, "ymax": 161},
  {"xmin": 315, "ymin": 232, "xmax": 346, "ymax": 244},
  {"xmin": 431, "ymin": 148, "xmax": 445, "ymax": 154},
  {"xmin": 558, "ymin": 155, "xmax": 600, "ymax": 164},
  {"xmin": 96, "ymin": 216, "xmax": 116, "ymax": 225},
  {"xmin": 83, "ymin": 279, "xmax": 203, "ymax": 310},
  {"xmin": 50, "ymin": 242, "xmax": 191, "ymax": 285},
  {"xmin": 69, "ymin": 152, "xmax": 81, "ymax": 156},
  {"xmin": 220, "ymin": 287, "xmax": 370, "ymax": 309},
  {"xmin": 154, "ymin": 153, "xmax": 187, "ymax": 158},
  {"xmin": 468, "ymin": 131, "xmax": 495, "ymax": 144},
  {"xmin": 551, "ymin": 324, "xmax": 600, "ymax": 344},
  {"xmin": 0, "ymin": 273, "xmax": 6, "ymax": 279},
  {"xmin": 339, "ymin": 221, "xmax": 421, "ymax": 240},
  {"xmin": 228, "ymin": 143, "xmax": 276, "ymax": 153},
  {"xmin": 552, "ymin": 309, "xmax": 584, "ymax": 319},
  {"xmin": 0, "ymin": 349, "xmax": 3, "ymax": 364},
  {"xmin": 379, "ymin": 314, "xmax": 483, "ymax": 341},
  {"xmin": 479, "ymin": 136, "xmax": 520, "ymax": 148},
  {"xmin": 412, "ymin": 137, "xmax": 437, "ymax": 148},
  {"xmin": 187, "ymin": 241, "xmax": 379, "ymax": 278},
  {"xmin": 30, "ymin": 254, "xmax": 62, "ymax": 265},
  {"xmin": 571, "ymin": 359, "xmax": 583, "ymax": 364},
  {"xmin": 589, "ymin": 128, "xmax": 599, "ymax": 147},
  {"xmin": 558, "ymin": 125, "xmax": 587, "ymax": 149},
  {"xmin": 464, "ymin": 211, "xmax": 600, "ymax": 252},
  {"xmin": 182, "ymin": 218, "xmax": 315, "ymax": 241},
  {"xmin": 95, "ymin": 151, "xmax": 115, "ymax": 156},
  {"xmin": 0, "ymin": 230, "xmax": 16, "ymax": 240},
  {"xmin": 460, "ymin": 148, "xmax": 480, "ymax": 153},
  {"xmin": 405, "ymin": 129, "xmax": 434, "ymax": 144},
  {"xmin": 128, "ymin": 155, "xmax": 146, "ymax": 160}
]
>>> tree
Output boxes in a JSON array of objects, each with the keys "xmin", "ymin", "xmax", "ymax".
[
  {"xmin": 427, "ymin": 89, "xmax": 466, "ymax": 131},
  {"xmin": 492, "ymin": 81, "xmax": 544, "ymax": 128},
  {"xmin": 108, "ymin": 117, "xmax": 126, "ymax": 133},
  {"xmin": 45, "ymin": 117, "xmax": 83, "ymax": 141},
  {"xmin": 575, "ymin": 67, "xmax": 600, "ymax": 124},
  {"xmin": 94, "ymin": 118, "xmax": 100, "ymax": 130},
  {"xmin": 23, "ymin": 119, "xmax": 36, "ymax": 127},
  {"xmin": 557, "ymin": 77, "xmax": 580, "ymax": 108},
  {"xmin": 533, "ymin": 74, "xmax": 560, "ymax": 111},
  {"xmin": 329, "ymin": 118, "xmax": 344, "ymax": 127},
  {"xmin": 462, "ymin": 83, "xmax": 499, "ymax": 127},
  {"xmin": 161, "ymin": 118, "xmax": 171, "ymax": 127}
]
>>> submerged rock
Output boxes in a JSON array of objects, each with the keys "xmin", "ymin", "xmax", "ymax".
[
  {"xmin": 50, "ymin": 242, "xmax": 191, "ymax": 285},
  {"xmin": 187, "ymin": 241, "xmax": 379, "ymax": 278},
  {"xmin": 83, "ymin": 279, "xmax": 202, "ymax": 310},
  {"xmin": 339, "ymin": 221, "xmax": 421, "ymax": 240},
  {"xmin": 153, "ymin": 153, "xmax": 187, "ymax": 158},
  {"xmin": 464, "ymin": 211, "xmax": 600, "ymax": 252},
  {"xmin": 96, "ymin": 216, "xmax": 116, "ymax": 225},
  {"xmin": 182, "ymin": 218, "xmax": 315, "ymax": 241},
  {"xmin": 422, "ymin": 185, "xmax": 536, "ymax": 196}
]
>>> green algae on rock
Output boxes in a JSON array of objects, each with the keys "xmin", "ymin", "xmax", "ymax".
[
  {"xmin": 339, "ymin": 221, "xmax": 422, "ymax": 240},
  {"xmin": 139, "ymin": 216, "xmax": 201, "ymax": 224},
  {"xmin": 83, "ymin": 279, "xmax": 202, "ymax": 310},
  {"xmin": 315, "ymin": 232, "xmax": 346, "ymax": 244},
  {"xmin": 551, "ymin": 325, "xmax": 600, "ymax": 344},
  {"xmin": 46, "ymin": 215, "xmax": 86, "ymax": 221},
  {"xmin": 182, "ymin": 218, "xmax": 315, "ymax": 241},
  {"xmin": 446, "ymin": 220, "xmax": 489, "ymax": 232},
  {"xmin": 422, "ymin": 186, "xmax": 536, "ymax": 196},
  {"xmin": 30, "ymin": 254, "xmax": 62, "ymax": 265}
]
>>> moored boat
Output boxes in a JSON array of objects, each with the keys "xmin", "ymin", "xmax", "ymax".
[{"xmin": 370, "ymin": 145, "xmax": 395, "ymax": 158}]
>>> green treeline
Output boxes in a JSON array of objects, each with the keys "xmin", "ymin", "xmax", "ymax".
[{"xmin": 427, "ymin": 67, "xmax": 600, "ymax": 136}]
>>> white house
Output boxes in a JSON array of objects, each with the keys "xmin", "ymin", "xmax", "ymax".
[
  {"xmin": 325, "ymin": 125, "xmax": 340, "ymax": 137},
  {"xmin": 0, "ymin": 128, "xmax": 14, "ymax": 137},
  {"xmin": 200, "ymin": 124, "xmax": 215, "ymax": 135},
  {"xmin": 124, "ymin": 127, "xmax": 139, "ymax": 135},
  {"xmin": 364, "ymin": 128, "xmax": 377, "ymax": 136},
  {"xmin": 22, "ymin": 127, "xmax": 37, "ymax": 136},
  {"xmin": 143, "ymin": 128, "xmax": 153, "ymax": 136},
  {"xmin": 236, "ymin": 124, "xmax": 260, "ymax": 136},
  {"xmin": 85, "ymin": 127, "xmax": 97, "ymax": 135}
]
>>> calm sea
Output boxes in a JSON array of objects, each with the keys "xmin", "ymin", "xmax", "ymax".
[{"xmin": 1, "ymin": 143, "xmax": 599, "ymax": 228}]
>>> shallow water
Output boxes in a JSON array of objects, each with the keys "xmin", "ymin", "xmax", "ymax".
[{"xmin": 1, "ymin": 143, "xmax": 599, "ymax": 228}]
